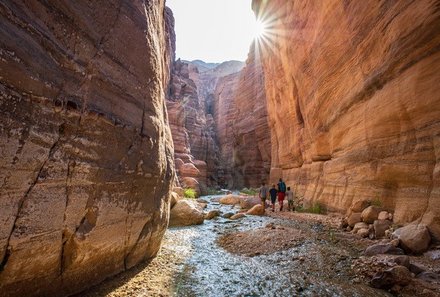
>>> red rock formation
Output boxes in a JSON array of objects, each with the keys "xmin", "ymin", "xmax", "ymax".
[
  {"xmin": 167, "ymin": 59, "xmax": 246, "ymax": 191},
  {"xmin": 214, "ymin": 48, "xmax": 271, "ymax": 188},
  {"xmin": 252, "ymin": 0, "xmax": 440, "ymax": 233},
  {"xmin": 0, "ymin": 1, "xmax": 174, "ymax": 296}
]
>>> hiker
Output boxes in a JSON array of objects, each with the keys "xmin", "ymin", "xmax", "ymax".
[
  {"xmin": 259, "ymin": 182, "xmax": 268, "ymax": 208},
  {"xmin": 277, "ymin": 178, "xmax": 286, "ymax": 211},
  {"xmin": 286, "ymin": 186, "xmax": 295, "ymax": 211},
  {"xmin": 269, "ymin": 184, "xmax": 278, "ymax": 212}
]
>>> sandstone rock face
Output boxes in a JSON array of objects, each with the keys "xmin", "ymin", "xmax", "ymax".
[
  {"xmin": 252, "ymin": 0, "xmax": 440, "ymax": 230},
  {"xmin": 167, "ymin": 60, "xmax": 245, "ymax": 192},
  {"xmin": 213, "ymin": 49, "xmax": 271, "ymax": 188},
  {"xmin": 0, "ymin": 1, "xmax": 174, "ymax": 296}
]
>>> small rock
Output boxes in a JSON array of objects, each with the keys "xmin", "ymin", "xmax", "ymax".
[
  {"xmin": 361, "ymin": 206, "xmax": 382, "ymax": 224},
  {"xmin": 196, "ymin": 198, "xmax": 208, "ymax": 204},
  {"xmin": 388, "ymin": 213, "xmax": 393, "ymax": 221},
  {"xmin": 357, "ymin": 228, "xmax": 370, "ymax": 238},
  {"xmin": 370, "ymin": 265, "xmax": 412, "ymax": 289},
  {"xmin": 417, "ymin": 271, "xmax": 440, "ymax": 284},
  {"xmin": 222, "ymin": 212, "xmax": 234, "ymax": 219},
  {"xmin": 365, "ymin": 243, "xmax": 405, "ymax": 256},
  {"xmin": 374, "ymin": 219, "xmax": 392, "ymax": 239},
  {"xmin": 393, "ymin": 224, "xmax": 431, "ymax": 254},
  {"xmin": 346, "ymin": 226, "xmax": 352, "ymax": 232},
  {"xmin": 409, "ymin": 263, "xmax": 427, "ymax": 275},
  {"xmin": 378, "ymin": 211, "xmax": 389, "ymax": 221},
  {"xmin": 205, "ymin": 210, "xmax": 220, "ymax": 220},
  {"xmin": 230, "ymin": 213, "xmax": 246, "ymax": 220},
  {"xmin": 392, "ymin": 255, "xmax": 410, "ymax": 268},
  {"xmin": 353, "ymin": 222, "xmax": 369, "ymax": 233}
]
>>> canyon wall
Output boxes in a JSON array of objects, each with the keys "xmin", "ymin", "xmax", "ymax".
[
  {"xmin": 0, "ymin": 1, "xmax": 174, "ymax": 296},
  {"xmin": 167, "ymin": 59, "xmax": 248, "ymax": 191},
  {"xmin": 214, "ymin": 48, "xmax": 271, "ymax": 188},
  {"xmin": 252, "ymin": 0, "xmax": 440, "ymax": 234}
]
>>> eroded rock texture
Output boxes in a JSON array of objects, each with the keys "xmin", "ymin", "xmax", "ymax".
[
  {"xmin": 214, "ymin": 47, "xmax": 271, "ymax": 188},
  {"xmin": 252, "ymin": 0, "xmax": 440, "ymax": 232},
  {"xmin": 0, "ymin": 1, "xmax": 174, "ymax": 296},
  {"xmin": 167, "ymin": 59, "xmax": 248, "ymax": 191}
]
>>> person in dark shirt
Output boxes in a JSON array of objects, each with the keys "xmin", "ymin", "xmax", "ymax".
[{"xmin": 269, "ymin": 184, "xmax": 278, "ymax": 212}]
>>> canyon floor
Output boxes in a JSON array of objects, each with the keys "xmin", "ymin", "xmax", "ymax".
[{"xmin": 78, "ymin": 196, "xmax": 440, "ymax": 297}]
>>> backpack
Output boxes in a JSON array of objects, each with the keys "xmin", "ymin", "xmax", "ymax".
[{"xmin": 279, "ymin": 182, "xmax": 286, "ymax": 192}]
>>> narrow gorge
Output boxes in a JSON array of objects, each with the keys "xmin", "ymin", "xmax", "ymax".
[{"xmin": 0, "ymin": 0, "xmax": 439, "ymax": 296}]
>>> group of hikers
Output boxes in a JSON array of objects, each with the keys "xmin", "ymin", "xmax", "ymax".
[{"xmin": 258, "ymin": 178, "xmax": 295, "ymax": 212}]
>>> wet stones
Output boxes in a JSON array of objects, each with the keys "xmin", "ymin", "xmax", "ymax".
[{"xmin": 205, "ymin": 210, "xmax": 221, "ymax": 220}]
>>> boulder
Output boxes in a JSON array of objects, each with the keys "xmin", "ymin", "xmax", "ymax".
[
  {"xmin": 361, "ymin": 206, "xmax": 382, "ymax": 224},
  {"xmin": 230, "ymin": 213, "xmax": 246, "ymax": 220},
  {"xmin": 219, "ymin": 194, "xmax": 242, "ymax": 205},
  {"xmin": 180, "ymin": 162, "xmax": 200, "ymax": 178},
  {"xmin": 173, "ymin": 187, "xmax": 185, "ymax": 197},
  {"xmin": 374, "ymin": 219, "xmax": 392, "ymax": 239},
  {"xmin": 370, "ymin": 266, "xmax": 412, "ymax": 289},
  {"xmin": 181, "ymin": 177, "xmax": 201, "ymax": 195},
  {"xmin": 169, "ymin": 199, "xmax": 205, "ymax": 227},
  {"xmin": 205, "ymin": 210, "xmax": 221, "ymax": 220},
  {"xmin": 170, "ymin": 191, "xmax": 181, "ymax": 209},
  {"xmin": 347, "ymin": 212, "xmax": 362, "ymax": 227},
  {"xmin": 353, "ymin": 222, "xmax": 369, "ymax": 233},
  {"xmin": 393, "ymin": 224, "xmax": 431, "ymax": 254},
  {"xmin": 239, "ymin": 196, "xmax": 260, "ymax": 209},
  {"xmin": 378, "ymin": 211, "xmax": 390, "ymax": 221},
  {"xmin": 247, "ymin": 204, "xmax": 265, "ymax": 216},
  {"xmin": 365, "ymin": 243, "xmax": 404, "ymax": 256},
  {"xmin": 357, "ymin": 228, "xmax": 370, "ymax": 238},
  {"xmin": 350, "ymin": 200, "xmax": 370, "ymax": 213}
]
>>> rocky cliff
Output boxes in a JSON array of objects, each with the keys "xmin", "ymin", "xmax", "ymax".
[
  {"xmin": 0, "ymin": 1, "xmax": 174, "ymax": 296},
  {"xmin": 167, "ymin": 59, "xmax": 248, "ymax": 191},
  {"xmin": 214, "ymin": 47, "xmax": 271, "ymax": 188},
  {"xmin": 252, "ymin": 0, "xmax": 440, "ymax": 234}
]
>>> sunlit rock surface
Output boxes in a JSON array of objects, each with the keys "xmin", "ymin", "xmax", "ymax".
[
  {"xmin": 0, "ymin": 1, "xmax": 174, "ymax": 296},
  {"xmin": 214, "ymin": 48, "xmax": 271, "ymax": 188},
  {"xmin": 167, "ymin": 59, "xmax": 246, "ymax": 190},
  {"xmin": 252, "ymin": 0, "xmax": 440, "ymax": 231}
]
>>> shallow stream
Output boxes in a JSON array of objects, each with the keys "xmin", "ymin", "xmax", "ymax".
[{"xmin": 166, "ymin": 195, "xmax": 390, "ymax": 297}]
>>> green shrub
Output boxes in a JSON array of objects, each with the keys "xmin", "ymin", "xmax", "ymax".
[
  {"xmin": 184, "ymin": 188, "xmax": 197, "ymax": 199},
  {"xmin": 296, "ymin": 203, "xmax": 325, "ymax": 214},
  {"xmin": 240, "ymin": 188, "xmax": 258, "ymax": 196},
  {"xmin": 370, "ymin": 198, "xmax": 382, "ymax": 207}
]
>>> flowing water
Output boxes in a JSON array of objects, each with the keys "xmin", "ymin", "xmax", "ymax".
[{"xmin": 166, "ymin": 196, "xmax": 391, "ymax": 297}]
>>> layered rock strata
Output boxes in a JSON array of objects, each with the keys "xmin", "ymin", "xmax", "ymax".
[
  {"xmin": 214, "ymin": 48, "xmax": 271, "ymax": 188},
  {"xmin": 0, "ymin": 1, "xmax": 174, "ymax": 296},
  {"xmin": 252, "ymin": 0, "xmax": 440, "ymax": 233},
  {"xmin": 167, "ymin": 59, "xmax": 250, "ymax": 191}
]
